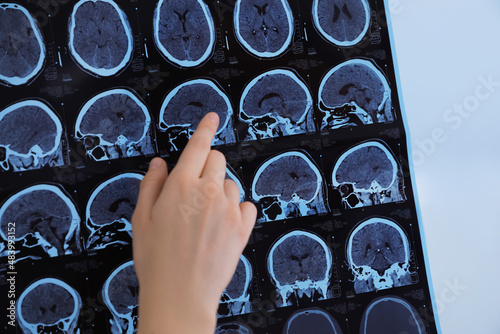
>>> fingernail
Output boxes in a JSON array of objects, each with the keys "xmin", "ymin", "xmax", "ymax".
[
  {"xmin": 149, "ymin": 158, "xmax": 163, "ymax": 170},
  {"xmin": 208, "ymin": 112, "xmax": 219, "ymax": 124}
]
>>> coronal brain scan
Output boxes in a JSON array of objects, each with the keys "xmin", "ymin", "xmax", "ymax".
[
  {"xmin": 312, "ymin": 0, "xmax": 371, "ymax": 47},
  {"xmin": 0, "ymin": 184, "xmax": 81, "ymax": 260},
  {"xmin": 360, "ymin": 296, "xmax": 426, "ymax": 334},
  {"xmin": 347, "ymin": 218, "xmax": 412, "ymax": 293},
  {"xmin": 75, "ymin": 88, "xmax": 154, "ymax": 161},
  {"xmin": 158, "ymin": 78, "xmax": 236, "ymax": 150},
  {"xmin": 284, "ymin": 308, "xmax": 343, "ymax": 334},
  {"xmin": 318, "ymin": 59, "xmax": 392, "ymax": 129},
  {"xmin": 102, "ymin": 260, "xmax": 139, "ymax": 334},
  {"xmin": 234, "ymin": 0, "xmax": 294, "ymax": 58},
  {"xmin": 85, "ymin": 173, "xmax": 142, "ymax": 251},
  {"xmin": 239, "ymin": 69, "xmax": 315, "ymax": 140},
  {"xmin": 332, "ymin": 141, "xmax": 405, "ymax": 209},
  {"xmin": 215, "ymin": 322, "xmax": 254, "ymax": 334},
  {"xmin": 0, "ymin": 3, "xmax": 45, "ymax": 86},
  {"xmin": 226, "ymin": 165, "xmax": 246, "ymax": 203},
  {"xmin": 68, "ymin": 0, "xmax": 133, "ymax": 77},
  {"xmin": 153, "ymin": 0, "xmax": 215, "ymax": 67},
  {"xmin": 252, "ymin": 151, "xmax": 328, "ymax": 223},
  {"xmin": 267, "ymin": 230, "xmax": 333, "ymax": 307},
  {"xmin": 0, "ymin": 99, "xmax": 66, "ymax": 172},
  {"xmin": 17, "ymin": 278, "xmax": 82, "ymax": 334},
  {"xmin": 219, "ymin": 255, "xmax": 253, "ymax": 318}
]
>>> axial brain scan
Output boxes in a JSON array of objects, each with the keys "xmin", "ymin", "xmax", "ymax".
[
  {"xmin": 68, "ymin": 0, "xmax": 133, "ymax": 76},
  {"xmin": 154, "ymin": 0, "xmax": 215, "ymax": 67},
  {"xmin": 215, "ymin": 322, "xmax": 254, "ymax": 334},
  {"xmin": 284, "ymin": 308, "xmax": 343, "ymax": 334},
  {"xmin": 0, "ymin": 3, "xmax": 46, "ymax": 86},
  {"xmin": 219, "ymin": 255, "xmax": 253, "ymax": 318}
]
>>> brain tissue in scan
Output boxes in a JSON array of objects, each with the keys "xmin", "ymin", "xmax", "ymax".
[
  {"xmin": 219, "ymin": 255, "xmax": 253, "ymax": 318},
  {"xmin": 159, "ymin": 78, "xmax": 236, "ymax": 150},
  {"xmin": 332, "ymin": 141, "xmax": 405, "ymax": 209},
  {"xmin": 267, "ymin": 230, "xmax": 333, "ymax": 307},
  {"xmin": 251, "ymin": 151, "xmax": 328, "ymax": 223},
  {"xmin": 0, "ymin": 100, "xmax": 67, "ymax": 172},
  {"xmin": 347, "ymin": 217, "xmax": 413, "ymax": 293},
  {"xmin": 284, "ymin": 308, "xmax": 343, "ymax": 334},
  {"xmin": 239, "ymin": 69, "xmax": 315, "ymax": 140},
  {"xmin": 234, "ymin": 0, "xmax": 294, "ymax": 58},
  {"xmin": 0, "ymin": 184, "xmax": 81, "ymax": 262},
  {"xmin": 17, "ymin": 278, "xmax": 82, "ymax": 334},
  {"xmin": 85, "ymin": 173, "xmax": 142, "ymax": 251},
  {"xmin": 68, "ymin": 0, "xmax": 133, "ymax": 76},
  {"xmin": 75, "ymin": 88, "xmax": 154, "ymax": 161},
  {"xmin": 216, "ymin": 322, "xmax": 254, "ymax": 334},
  {"xmin": 0, "ymin": 3, "xmax": 45, "ymax": 86},
  {"xmin": 312, "ymin": 0, "xmax": 371, "ymax": 47},
  {"xmin": 318, "ymin": 59, "xmax": 393, "ymax": 129},
  {"xmin": 154, "ymin": 0, "xmax": 215, "ymax": 68}
]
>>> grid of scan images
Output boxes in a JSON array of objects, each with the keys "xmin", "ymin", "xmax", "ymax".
[{"xmin": 0, "ymin": 0, "xmax": 440, "ymax": 333}]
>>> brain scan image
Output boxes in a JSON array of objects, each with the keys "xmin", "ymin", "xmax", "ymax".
[
  {"xmin": 332, "ymin": 141, "xmax": 405, "ymax": 209},
  {"xmin": 0, "ymin": 184, "xmax": 81, "ymax": 261},
  {"xmin": 251, "ymin": 151, "xmax": 328, "ymax": 223},
  {"xmin": 234, "ymin": 0, "xmax": 294, "ymax": 58},
  {"xmin": 267, "ymin": 230, "xmax": 333, "ymax": 307},
  {"xmin": 0, "ymin": 3, "xmax": 45, "ymax": 86},
  {"xmin": 239, "ymin": 69, "xmax": 315, "ymax": 141},
  {"xmin": 159, "ymin": 78, "xmax": 236, "ymax": 150},
  {"xmin": 347, "ymin": 217, "xmax": 413, "ymax": 293},
  {"xmin": 318, "ymin": 59, "xmax": 393, "ymax": 130},
  {"xmin": 17, "ymin": 278, "xmax": 82, "ymax": 334},
  {"xmin": 226, "ymin": 165, "xmax": 246, "ymax": 203},
  {"xmin": 360, "ymin": 296, "xmax": 426, "ymax": 334},
  {"xmin": 0, "ymin": 100, "xmax": 66, "ymax": 172},
  {"xmin": 284, "ymin": 308, "xmax": 343, "ymax": 334},
  {"xmin": 312, "ymin": 0, "xmax": 370, "ymax": 47},
  {"xmin": 75, "ymin": 88, "xmax": 154, "ymax": 161},
  {"xmin": 215, "ymin": 322, "xmax": 254, "ymax": 334},
  {"xmin": 68, "ymin": 0, "xmax": 133, "ymax": 77},
  {"xmin": 219, "ymin": 255, "xmax": 253, "ymax": 318},
  {"xmin": 153, "ymin": 0, "xmax": 215, "ymax": 68},
  {"xmin": 85, "ymin": 173, "xmax": 142, "ymax": 251},
  {"xmin": 102, "ymin": 260, "xmax": 139, "ymax": 334}
]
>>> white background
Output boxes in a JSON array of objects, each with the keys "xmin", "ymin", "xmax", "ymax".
[{"xmin": 389, "ymin": 0, "xmax": 500, "ymax": 333}]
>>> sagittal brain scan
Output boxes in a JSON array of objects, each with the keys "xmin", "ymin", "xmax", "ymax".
[
  {"xmin": 234, "ymin": 0, "xmax": 294, "ymax": 58},
  {"xmin": 85, "ymin": 173, "xmax": 142, "ymax": 251},
  {"xmin": 0, "ymin": 100, "xmax": 66, "ymax": 172},
  {"xmin": 252, "ymin": 151, "xmax": 328, "ymax": 223},
  {"xmin": 68, "ymin": 0, "xmax": 133, "ymax": 76},
  {"xmin": 17, "ymin": 278, "xmax": 82, "ymax": 334},
  {"xmin": 159, "ymin": 78, "xmax": 236, "ymax": 150},
  {"xmin": 102, "ymin": 260, "xmax": 139, "ymax": 334},
  {"xmin": 226, "ymin": 165, "xmax": 246, "ymax": 203},
  {"xmin": 75, "ymin": 88, "xmax": 154, "ymax": 161},
  {"xmin": 312, "ymin": 0, "xmax": 371, "ymax": 47},
  {"xmin": 153, "ymin": 0, "xmax": 215, "ymax": 67},
  {"xmin": 219, "ymin": 255, "xmax": 253, "ymax": 318},
  {"xmin": 284, "ymin": 308, "xmax": 343, "ymax": 334},
  {"xmin": 360, "ymin": 296, "xmax": 426, "ymax": 334},
  {"xmin": 239, "ymin": 69, "xmax": 315, "ymax": 140},
  {"xmin": 332, "ymin": 141, "xmax": 405, "ymax": 209},
  {"xmin": 347, "ymin": 218, "xmax": 412, "ymax": 293},
  {"xmin": 0, "ymin": 3, "xmax": 45, "ymax": 86},
  {"xmin": 0, "ymin": 184, "xmax": 81, "ymax": 261},
  {"xmin": 215, "ymin": 322, "xmax": 254, "ymax": 334},
  {"xmin": 267, "ymin": 230, "xmax": 333, "ymax": 307},
  {"xmin": 319, "ymin": 59, "xmax": 392, "ymax": 129}
]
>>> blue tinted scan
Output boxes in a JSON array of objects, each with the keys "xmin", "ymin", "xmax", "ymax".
[
  {"xmin": 284, "ymin": 308, "xmax": 343, "ymax": 334},
  {"xmin": 332, "ymin": 141, "xmax": 405, "ymax": 209},
  {"xmin": 267, "ymin": 230, "xmax": 333, "ymax": 307},
  {"xmin": 17, "ymin": 278, "xmax": 82, "ymax": 334},
  {"xmin": 68, "ymin": 0, "xmax": 133, "ymax": 76},
  {"xmin": 0, "ymin": 3, "xmax": 45, "ymax": 86},
  {"xmin": 0, "ymin": 184, "xmax": 81, "ymax": 261},
  {"xmin": 239, "ymin": 69, "xmax": 315, "ymax": 140},
  {"xmin": 159, "ymin": 78, "xmax": 236, "ymax": 150},
  {"xmin": 251, "ymin": 151, "xmax": 327, "ymax": 223},
  {"xmin": 216, "ymin": 322, "xmax": 254, "ymax": 334},
  {"xmin": 226, "ymin": 165, "xmax": 246, "ymax": 203},
  {"xmin": 219, "ymin": 255, "xmax": 253, "ymax": 318},
  {"xmin": 0, "ymin": 100, "xmax": 66, "ymax": 172},
  {"xmin": 347, "ymin": 218, "xmax": 412, "ymax": 293},
  {"xmin": 319, "ymin": 59, "xmax": 392, "ymax": 129},
  {"xmin": 234, "ymin": 0, "xmax": 294, "ymax": 58},
  {"xmin": 154, "ymin": 0, "xmax": 215, "ymax": 67},
  {"xmin": 312, "ymin": 0, "xmax": 370, "ymax": 47},
  {"xmin": 75, "ymin": 88, "xmax": 154, "ymax": 161}
]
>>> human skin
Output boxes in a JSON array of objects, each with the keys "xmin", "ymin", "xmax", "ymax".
[{"xmin": 132, "ymin": 112, "xmax": 257, "ymax": 333}]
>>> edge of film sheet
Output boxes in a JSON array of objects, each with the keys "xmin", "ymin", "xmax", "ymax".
[{"xmin": 0, "ymin": 0, "xmax": 442, "ymax": 333}]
